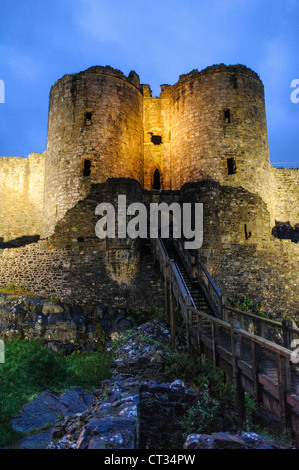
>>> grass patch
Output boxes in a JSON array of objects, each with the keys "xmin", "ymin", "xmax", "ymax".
[
  {"xmin": 0, "ymin": 339, "xmax": 112, "ymax": 448},
  {"xmin": 0, "ymin": 282, "xmax": 36, "ymax": 298}
]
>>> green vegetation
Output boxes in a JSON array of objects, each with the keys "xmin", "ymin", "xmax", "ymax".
[
  {"xmin": 170, "ymin": 391, "xmax": 225, "ymax": 448},
  {"xmin": 45, "ymin": 294, "xmax": 61, "ymax": 303},
  {"xmin": 164, "ymin": 351, "xmax": 232, "ymax": 398},
  {"xmin": 163, "ymin": 350, "xmax": 291, "ymax": 448},
  {"xmin": 0, "ymin": 282, "xmax": 36, "ymax": 298},
  {"xmin": 228, "ymin": 297, "xmax": 269, "ymax": 319},
  {"xmin": 125, "ymin": 306, "xmax": 166, "ymax": 326},
  {"xmin": 0, "ymin": 339, "xmax": 112, "ymax": 447},
  {"xmin": 229, "ymin": 296, "xmax": 299, "ymax": 326}
]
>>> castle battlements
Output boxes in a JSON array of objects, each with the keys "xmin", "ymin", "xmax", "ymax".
[{"xmin": 0, "ymin": 64, "xmax": 298, "ymax": 242}]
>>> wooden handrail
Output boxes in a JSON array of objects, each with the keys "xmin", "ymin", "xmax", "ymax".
[
  {"xmin": 154, "ymin": 237, "xmax": 299, "ymax": 343},
  {"xmin": 224, "ymin": 305, "xmax": 282, "ymax": 327},
  {"xmin": 199, "ymin": 262, "xmax": 222, "ymax": 298},
  {"xmin": 188, "ymin": 306, "xmax": 293, "ymax": 359},
  {"xmin": 152, "ymin": 236, "xmax": 299, "ymax": 443},
  {"xmin": 173, "ymin": 262, "xmax": 196, "ymax": 308}
]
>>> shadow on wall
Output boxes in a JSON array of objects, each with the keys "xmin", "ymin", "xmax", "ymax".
[
  {"xmin": 272, "ymin": 222, "xmax": 299, "ymax": 243},
  {"xmin": 0, "ymin": 235, "xmax": 40, "ymax": 249}
]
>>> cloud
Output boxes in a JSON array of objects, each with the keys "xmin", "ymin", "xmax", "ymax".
[{"xmin": 0, "ymin": 45, "xmax": 44, "ymax": 82}]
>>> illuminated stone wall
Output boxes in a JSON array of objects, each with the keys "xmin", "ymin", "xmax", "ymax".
[
  {"xmin": 0, "ymin": 63, "xmax": 298, "ymax": 253},
  {"xmin": 143, "ymin": 85, "xmax": 171, "ymax": 190},
  {"xmin": 42, "ymin": 66, "xmax": 144, "ymax": 238},
  {"xmin": 271, "ymin": 168, "xmax": 299, "ymax": 226},
  {"xmin": 0, "ymin": 178, "xmax": 165, "ymax": 312},
  {"xmin": 169, "ymin": 65, "xmax": 272, "ymax": 211},
  {"xmin": 181, "ymin": 180, "xmax": 298, "ymax": 316},
  {"xmin": 0, "ymin": 153, "xmax": 45, "ymax": 241}
]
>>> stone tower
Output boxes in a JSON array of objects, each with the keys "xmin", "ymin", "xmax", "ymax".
[
  {"xmin": 40, "ymin": 63, "xmax": 274, "ymax": 238},
  {"xmin": 169, "ymin": 65, "xmax": 271, "ymax": 207},
  {"xmin": 42, "ymin": 66, "xmax": 144, "ymax": 238}
]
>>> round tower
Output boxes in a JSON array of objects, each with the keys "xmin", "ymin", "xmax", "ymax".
[
  {"xmin": 170, "ymin": 64, "xmax": 272, "ymax": 210},
  {"xmin": 42, "ymin": 66, "xmax": 144, "ymax": 238}
]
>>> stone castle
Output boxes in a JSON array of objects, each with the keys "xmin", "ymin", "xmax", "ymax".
[{"xmin": 0, "ymin": 64, "xmax": 298, "ymax": 316}]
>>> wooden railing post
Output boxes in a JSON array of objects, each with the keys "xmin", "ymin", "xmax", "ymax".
[
  {"xmin": 230, "ymin": 321, "xmax": 246, "ymax": 428},
  {"xmin": 196, "ymin": 311, "xmax": 203, "ymax": 357},
  {"xmin": 282, "ymin": 320, "xmax": 293, "ymax": 349},
  {"xmin": 276, "ymin": 353, "xmax": 291, "ymax": 434},
  {"xmin": 251, "ymin": 340, "xmax": 261, "ymax": 403},
  {"xmin": 221, "ymin": 295, "xmax": 226, "ymax": 320},
  {"xmin": 211, "ymin": 320, "xmax": 218, "ymax": 366},
  {"xmin": 185, "ymin": 302, "xmax": 190, "ymax": 351},
  {"xmin": 257, "ymin": 319, "xmax": 265, "ymax": 338}
]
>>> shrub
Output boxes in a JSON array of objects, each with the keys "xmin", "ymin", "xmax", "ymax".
[
  {"xmin": 0, "ymin": 340, "xmax": 112, "ymax": 447},
  {"xmin": 170, "ymin": 389, "xmax": 224, "ymax": 448},
  {"xmin": 164, "ymin": 351, "xmax": 232, "ymax": 399}
]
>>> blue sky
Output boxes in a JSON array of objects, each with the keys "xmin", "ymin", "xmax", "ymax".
[{"xmin": 0, "ymin": 0, "xmax": 298, "ymax": 165}]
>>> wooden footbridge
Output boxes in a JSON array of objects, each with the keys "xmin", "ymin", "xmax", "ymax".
[{"xmin": 152, "ymin": 237, "xmax": 299, "ymax": 445}]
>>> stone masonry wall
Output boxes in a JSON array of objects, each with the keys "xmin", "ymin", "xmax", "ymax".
[
  {"xmin": 186, "ymin": 180, "xmax": 299, "ymax": 317},
  {"xmin": 271, "ymin": 168, "xmax": 299, "ymax": 226},
  {"xmin": 214, "ymin": 240, "xmax": 299, "ymax": 317},
  {"xmin": 170, "ymin": 65, "xmax": 272, "ymax": 213},
  {"xmin": 143, "ymin": 85, "xmax": 171, "ymax": 190},
  {"xmin": 0, "ymin": 178, "xmax": 165, "ymax": 313},
  {"xmin": 0, "ymin": 176, "xmax": 298, "ymax": 318},
  {"xmin": 42, "ymin": 66, "xmax": 144, "ymax": 238},
  {"xmin": 0, "ymin": 153, "xmax": 45, "ymax": 241},
  {"xmin": 0, "ymin": 241, "xmax": 165, "ymax": 314}
]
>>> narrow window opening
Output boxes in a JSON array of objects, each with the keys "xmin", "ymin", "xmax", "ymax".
[
  {"xmin": 227, "ymin": 157, "xmax": 237, "ymax": 175},
  {"xmin": 244, "ymin": 224, "xmax": 252, "ymax": 240},
  {"xmin": 153, "ymin": 169, "xmax": 161, "ymax": 190},
  {"xmin": 224, "ymin": 108, "xmax": 231, "ymax": 123},
  {"xmin": 85, "ymin": 112, "xmax": 92, "ymax": 126},
  {"xmin": 83, "ymin": 159, "xmax": 91, "ymax": 177},
  {"xmin": 151, "ymin": 135, "xmax": 162, "ymax": 145}
]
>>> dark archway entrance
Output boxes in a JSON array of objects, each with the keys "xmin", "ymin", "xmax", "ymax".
[{"xmin": 153, "ymin": 169, "xmax": 161, "ymax": 190}]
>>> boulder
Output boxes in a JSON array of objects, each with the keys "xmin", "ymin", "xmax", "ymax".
[
  {"xmin": 11, "ymin": 388, "xmax": 94, "ymax": 448},
  {"xmin": 183, "ymin": 431, "xmax": 290, "ymax": 449}
]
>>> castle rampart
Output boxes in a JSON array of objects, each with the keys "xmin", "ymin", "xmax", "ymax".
[
  {"xmin": 0, "ymin": 152, "xmax": 45, "ymax": 241},
  {"xmin": 0, "ymin": 64, "xmax": 297, "ymax": 316}
]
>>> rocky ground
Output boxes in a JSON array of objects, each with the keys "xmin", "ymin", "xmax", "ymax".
[
  {"xmin": 0, "ymin": 294, "xmax": 137, "ymax": 354},
  {"xmin": 0, "ymin": 295, "xmax": 295, "ymax": 449},
  {"xmin": 1, "ymin": 312, "xmax": 293, "ymax": 449}
]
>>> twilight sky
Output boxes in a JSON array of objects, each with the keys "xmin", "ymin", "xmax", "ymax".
[{"xmin": 0, "ymin": 0, "xmax": 298, "ymax": 166}]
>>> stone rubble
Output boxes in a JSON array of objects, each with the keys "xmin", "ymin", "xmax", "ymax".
[
  {"xmin": 183, "ymin": 431, "xmax": 292, "ymax": 450},
  {"xmin": 0, "ymin": 294, "xmax": 135, "ymax": 354},
  {"xmin": 6, "ymin": 318, "xmax": 295, "ymax": 449}
]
